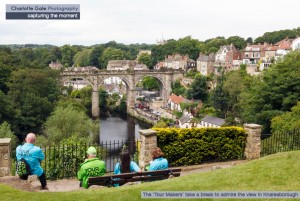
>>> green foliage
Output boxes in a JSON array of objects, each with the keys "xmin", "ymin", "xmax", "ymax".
[
  {"xmin": 41, "ymin": 137, "xmax": 106, "ymax": 180},
  {"xmin": 100, "ymin": 47, "xmax": 127, "ymax": 68},
  {"xmin": 73, "ymin": 49, "xmax": 92, "ymax": 67},
  {"xmin": 154, "ymin": 127, "xmax": 246, "ymax": 166},
  {"xmin": 0, "ymin": 122, "xmax": 18, "ymax": 152},
  {"xmin": 186, "ymin": 74, "xmax": 208, "ymax": 100},
  {"xmin": 0, "ymin": 90, "xmax": 15, "ymax": 125},
  {"xmin": 141, "ymin": 76, "xmax": 160, "ymax": 91},
  {"xmin": 99, "ymin": 88, "xmax": 108, "ymax": 113},
  {"xmin": 61, "ymin": 45, "xmax": 78, "ymax": 67},
  {"xmin": 90, "ymin": 45, "xmax": 104, "ymax": 68},
  {"xmin": 137, "ymin": 53, "xmax": 152, "ymax": 67},
  {"xmin": 44, "ymin": 105, "xmax": 99, "ymax": 144},
  {"xmin": 227, "ymin": 36, "xmax": 247, "ymax": 50},
  {"xmin": 240, "ymin": 51, "xmax": 300, "ymax": 133},
  {"xmin": 153, "ymin": 121, "xmax": 168, "ymax": 128},
  {"xmin": 175, "ymin": 36, "xmax": 201, "ymax": 60},
  {"xmin": 254, "ymin": 27, "xmax": 300, "ymax": 44},
  {"xmin": 271, "ymin": 102, "xmax": 300, "ymax": 132},
  {"xmin": 171, "ymin": 80, "xmax": 186, "ymax": 96},
  {"xmin": 185, "ymin": 69, "xmax": 199, "ymax": 78}
]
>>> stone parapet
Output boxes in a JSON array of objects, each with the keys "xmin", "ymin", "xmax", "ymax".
[
  {"xmin": 138, "ymin": 129, "xmax": 157, "ymax": 169},
  {"xmin": 0, "ymin": 138, "xmax": 11, "ymax": 177},
  {"xmin": 244, "ymin": 124, "xmax": 262, "ymax": 160}
]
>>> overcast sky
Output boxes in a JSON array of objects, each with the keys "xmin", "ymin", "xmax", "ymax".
[{"xmin": 0, "ymin": 0, "xmax": 299, "ymax": 46}]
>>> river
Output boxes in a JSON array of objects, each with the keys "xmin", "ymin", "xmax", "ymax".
[
  {"xmin": 99, "ymin": 113, "xmax": 152, "ymax": 171},
  {"xmin": 99, "ymin": 112, "xmax": 151, "ymax": 143}
]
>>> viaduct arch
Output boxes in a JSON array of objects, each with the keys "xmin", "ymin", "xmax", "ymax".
[{"xmin": 60, "ymin": 69, "xmax": 184, "ymax": 117}]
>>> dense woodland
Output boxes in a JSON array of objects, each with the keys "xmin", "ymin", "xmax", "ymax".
[{"xmin": 1, "ymin": 27, "xmax": 300, "ymax": 147}]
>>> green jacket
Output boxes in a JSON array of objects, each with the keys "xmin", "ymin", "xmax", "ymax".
[{"xmin": 77, "ymin": 158, "xmax": 106, "ymax": 189}]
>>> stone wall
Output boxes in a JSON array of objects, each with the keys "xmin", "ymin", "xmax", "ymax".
[
  {"xmin": 244, "ymin": 124, "xmax": 262, "ymax": 160},
  {"xmin": 138, "ymin": 129, "xmax": 157, "ymax": 169},
  {"xmin": 0, "ymin": 138, "xmax": 11, "ymax": 177}
]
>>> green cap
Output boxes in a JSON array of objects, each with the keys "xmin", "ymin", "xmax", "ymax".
[{"xmin": 86, "ymin": 146, "xmax": 97, "ymax": 155}]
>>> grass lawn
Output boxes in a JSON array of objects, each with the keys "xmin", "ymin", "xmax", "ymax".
[{"xmin": 1, "ymin": 151, "xmax": 300, "ymax": 201}]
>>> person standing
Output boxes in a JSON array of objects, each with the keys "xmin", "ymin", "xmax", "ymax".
[
  {"xmin": 148, "ymin": 147, "xmax": 168, "ymax": 171},
  {"xmin": 77, "ymin": 146, "xmax": 106, "ymax": 189},
  {"xmin": 16, "ymin": 133, "xmax": 48, "ymax": 190}
]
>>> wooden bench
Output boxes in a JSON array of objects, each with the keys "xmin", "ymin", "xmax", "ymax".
[{"xmin": 88, "ymin": 168, "xmax": 181, "ymax": 187}]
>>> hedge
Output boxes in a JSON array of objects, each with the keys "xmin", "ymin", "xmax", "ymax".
[{"xmin": 153, "ymin": 127, "xmax": 247, "ymax": 166}]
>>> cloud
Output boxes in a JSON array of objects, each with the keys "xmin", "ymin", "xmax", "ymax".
[{"xmin": 0, "ymin": 0, "xmax": 299, "ymax": 46}]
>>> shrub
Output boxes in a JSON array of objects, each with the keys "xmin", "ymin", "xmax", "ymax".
[{"xmin": 153, "ymin": 127, "xmax": 246, "ymax": 166}]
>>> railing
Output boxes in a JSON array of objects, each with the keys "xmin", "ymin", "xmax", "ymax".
[
  {"xmin": 261, "ymin": 130, "xmax": 300, "ymax": 157},
  {"xmin": 41, "ymin": 140, "xmax": 139, "ymax": 180}
]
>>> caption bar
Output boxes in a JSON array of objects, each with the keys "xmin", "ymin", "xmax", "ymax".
[
  {"xmin": 141, "ymin": 191, "xmax": 300, "ymax": 199},
  {"xmin": 6, "ymin": 4, "xmax": 80, "ymax": 20}
]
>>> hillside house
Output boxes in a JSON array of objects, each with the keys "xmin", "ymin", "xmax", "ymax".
[
  {"xmin": 225, "ymin": 49, "xmax": 242, "ymax": 71},
  {"xmin": 215, "ymin": 44, "xmax": 236, "ymax": 68},
  {"xmin": 49, "ymin": 61, "xmax": 63, "ymax": 70},
  {"xmin": 199, "ymin": 115, "xmax": 225, "ymax": 128},
  {"xmin": 292, "ymin": 37, "xmax": 300, "ymax": 50},
  {"xmin": 107, "ymin": 60, "xmax": 147, "ymax": 71},
  {"xmin": 164, "ymin": 54, "xmax": 189, "ymax": 70},
  {"xmin": 197, "ymin": 53, "xmax": 215, "ymax": 76},
  {"xmin": 167, "ymin": 93, "xmax": 190, "ymax": 112}
]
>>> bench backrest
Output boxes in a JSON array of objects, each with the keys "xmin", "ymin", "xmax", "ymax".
[{"xmin": 88, "ymin": 168, "xmax": 181, "ymax": 187}]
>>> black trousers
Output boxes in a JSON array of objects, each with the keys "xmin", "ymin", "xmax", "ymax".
[
  {"xmin": 38, "ymin": 172, "xmax": 47, "ymax": 188},
  {"xmin": 21, "ymin": 171, "xmax": 47, "ymax": 188}
]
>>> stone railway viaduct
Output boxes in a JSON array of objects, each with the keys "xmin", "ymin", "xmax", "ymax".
[{"xmin": 60, "ymin": 69, "xmax": 184, "ymax": 117}]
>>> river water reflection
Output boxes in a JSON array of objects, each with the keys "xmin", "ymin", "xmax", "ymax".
[
  {"xmin": 99, "ymin": 113, "xmax": 151, "ymax": 171},
  {"xmin": 99, "ymin": 112, "xmax": 151, "ymax": 143}
]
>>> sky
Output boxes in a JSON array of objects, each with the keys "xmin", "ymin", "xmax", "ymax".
[{"xmin": 0, "ymin": 0, "xmax": 299, "ymax": 46}]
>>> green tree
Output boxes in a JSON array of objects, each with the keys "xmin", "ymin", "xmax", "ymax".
[
  {"xmin": 171, "ymin": 80, "xmax": 186, "ymax": 96},
  {"xmin": 73, "ymin": 49, "xmax": 92, "ymax": 67},
  {"xmin": 119, "ymin": 95, "xmax": 127, "ymax": 113},
  {"xmin": 0, "ymin": 121, "xmax": 18, "ymax": 149},
  {"xmin": 175, "ymin": 36, "xmax": 200, "ymax": 60},
  {"xmin": 61, "ymin": 45, "xmax": 77, "ymax": 67},
  {"xmin": 186, "ymin": 74, "xmax": 208, "ymax": 100},
  {"xmin": 271, "ymin": 102, "xmax": 300, "ymax": 132},
  {"xmin": 204, "ymin": 37, "xmax": 228, "ymax": 54},
  {"xmin": 240, "ymin": 51, "xmax": 300, "ymax": 132},
  {"xmin": 44, "ymin": 105, "xmax": 99, "ymax": 143},
  {"xmin": 211, "ymin": 73, "xmax": 229, "ymax": 118},
  {"xmin": 246, "ymin": 37, "xmax": 253, "ymax": 45},
  {"xmin": 90, "ymin": 45, "xmax": 104, "ymax": 67},
  {"xmin": 0, "ymin": 90, "xmax": 15, "ymax": 124},
  {"xmin": 137, "ymin": 53, "xmax": 152, "ymax": 67},
  {"xmin": 7, "ymin": 68, "xmax": 60, "ymax": 137},
  {"xmin": 0, "ymin": 47, "xmax": 14, "ymax": 93},
  {"xmin": 99, "ymin": 88, "xmax": 108, "ymax": 113},
  {"xmin": 142, "ymin": 76, "xmax": 160, "ymax": 91},
  {"xmin": 227, "ymin": 36, "xmax": 247, "ymax": 50},
  {"xmin": 100, "ymin": 47, "xmax": 126, "ymax": 68}
]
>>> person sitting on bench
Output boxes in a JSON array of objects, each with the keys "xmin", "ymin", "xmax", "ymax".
[
  {"xmin": 114, "ymin": 147, "xmax": 141, "ymax": 175},
  {"xmin": 77, "ymin": 146, "xmax": 106, "ymax": 189},
  {"xmin": 148, "ymin": 147, "xmax": 168, "ymax": 171},
  {"xmin": 113, "ymin": 147, "xmax": 141, "ymax": 186}
]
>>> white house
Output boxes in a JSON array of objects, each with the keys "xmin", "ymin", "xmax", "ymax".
[
  {"xmin": 292, "ymin": 37, "xmax": 300, "ymax": 50},
  {"xmin": 215, "ymin": 44, "xmax": 235, "ymax": 67},
  {"xmin": 178, "ymin": 114, "xmax": 193, "ymax": 128},
  {"xmin": 167, "ymin": 93, "xmax": 187, "ymax": 112}
]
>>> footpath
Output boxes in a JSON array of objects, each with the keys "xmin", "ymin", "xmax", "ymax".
[{"xmin": 0, "ymin": 160, "xmax": 247, "ymax": 192}]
